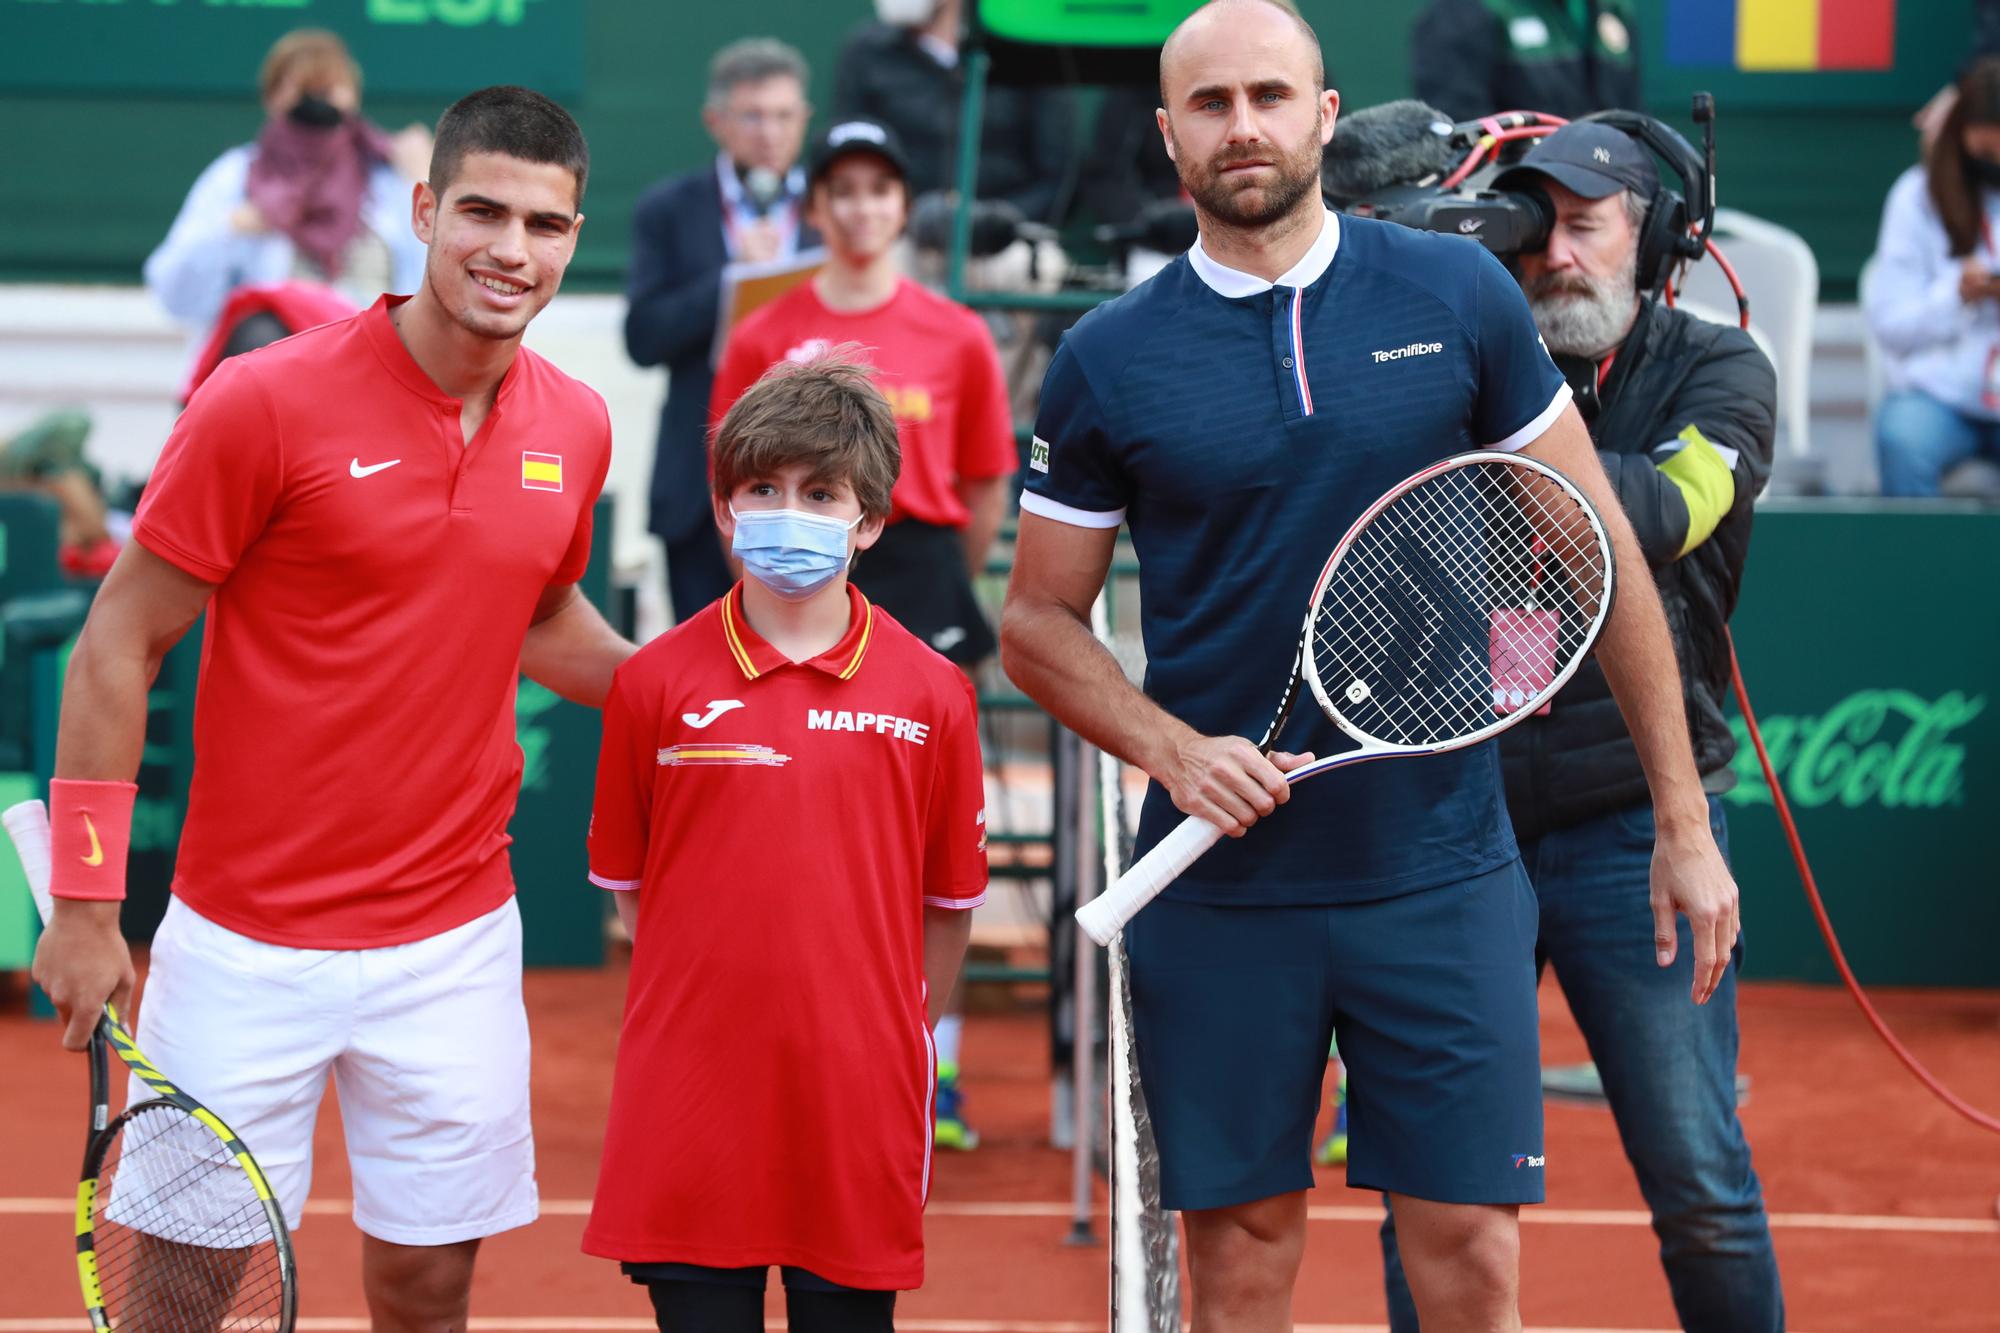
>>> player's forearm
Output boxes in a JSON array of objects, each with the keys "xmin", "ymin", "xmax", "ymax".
[
  {"xmin": 998, "ymin": 592, "xmax": 1195, "ymax": 781},
  {"xmin": 608, "ymin": 890, "xmax": 639, "ymax": 943},
  {"xmin": 56, "ymin": 613, "xmax": 173, "ymax": 782},
  {"xmin": 521, "ymin": 593, "xmax": 637, "ymax": 709},
  {"xmin": 923, "ymin": 907, "xmax": 973, "ymax": 1025}
]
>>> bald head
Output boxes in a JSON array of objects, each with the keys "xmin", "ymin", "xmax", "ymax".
[{"xmin": 1160, "ymin": 0, "xmax": 1324, "ymax": 108}]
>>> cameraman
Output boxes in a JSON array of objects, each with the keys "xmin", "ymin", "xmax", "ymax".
[{"xmin": 1375, "ymin": 121, "xmax": 1786, "ymax": 1333}]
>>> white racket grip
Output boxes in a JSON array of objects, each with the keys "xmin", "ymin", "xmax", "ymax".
[
  {"xmin": 3, "ymin": 799, "xmax": 55, "ymax": 927},
  {"xmin": 1075, "ymin": 813, "xmax": 1227, "ymax": 947}
]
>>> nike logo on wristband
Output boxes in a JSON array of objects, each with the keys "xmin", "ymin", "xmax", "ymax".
[
  {"xmin": 80, "ymin": 815, "xmax": 104, "ymax": 867},
  {"xmin": 350, "ymin": 458, "xmax": 403, "ymax": 478}
]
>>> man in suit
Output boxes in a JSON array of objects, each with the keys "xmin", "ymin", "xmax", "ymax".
[{"xmin": 625, "ymin": 38, "xmax": 817, "ymax": 621}]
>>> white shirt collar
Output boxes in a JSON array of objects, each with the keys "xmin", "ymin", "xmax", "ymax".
[{"xmin": 1187, "ymin": 207, "xmax": 1341, "ymax": 297}]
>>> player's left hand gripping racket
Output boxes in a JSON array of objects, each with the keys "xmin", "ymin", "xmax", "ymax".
[
  {"xmin": 4, "ymin": 799, "xmax": 297, "ymax": 1333},
  {"xmin": 1076, "ymin": 450, "xmax": 1616, "ymax": 946}
]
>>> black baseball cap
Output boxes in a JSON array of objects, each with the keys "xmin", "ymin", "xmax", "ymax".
[
  {"xmin": 1495, "ymin": 122, "xmax": 1659, "ymax": 201},
  {"xmin": 806, "ymin": 120, "xmax": 910, "ymax": 186}
]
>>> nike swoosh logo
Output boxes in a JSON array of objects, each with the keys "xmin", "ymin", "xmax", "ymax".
[
  {"xmin": 81, "ymin": 815, "xmax": 103, "ymax": 868},
  {"xmin": 680, "ymin": 700, "xmax": 745, "ymax": 729},
  {"xmin": 350, "ymin": 458, "xmax": 403, "ymax": 478}
]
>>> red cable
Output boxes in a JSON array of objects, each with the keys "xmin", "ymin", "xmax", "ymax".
[
  {"xmin": 1728, "ymin": 635, "xmax": 2000, "ymax": 1136},
  {"xmin": 1702, "ymin": 237, "xmax": 1752, "ymax": 330},
  {"xmin": 1441, "ymin": 126, "xmax": 1562, "ymax": 189}
]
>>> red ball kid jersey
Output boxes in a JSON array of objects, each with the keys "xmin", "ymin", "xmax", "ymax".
[
  {"xmin": 583, "ymin": 583, "xmax": 987, "ymax": 1289},
  {"xmin": 710, "ymin": 278, "xmax": 1017, "ymax": 528},
  {"xmin": 132, "ymin": 296, "xmax": 610, "ymax": 948}
]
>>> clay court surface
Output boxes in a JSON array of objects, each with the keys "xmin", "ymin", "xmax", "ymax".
[{"xmin": 2, "ymin": 956, "xmax": 1996, "ymax": 1331}]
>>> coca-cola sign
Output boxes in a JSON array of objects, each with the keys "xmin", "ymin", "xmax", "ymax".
[{"xmin": 1725, "ymin": 690, "xmax": 1986, "ymax": 810}]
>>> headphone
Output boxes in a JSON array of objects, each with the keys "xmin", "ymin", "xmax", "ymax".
[{"xmin": 1571, "ymin": 102, "xmax": 1716, "ymax": 296}]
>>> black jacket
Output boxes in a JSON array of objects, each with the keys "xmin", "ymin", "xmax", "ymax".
[
  {"xmin": 830, "ymin": 22, "xmax": 1077, "ymax": 222},
  {"xmin": 1412, "ymin": 0, "xmax": 1640, "ymax": 123},
  {"xmin": 622, "ymin": 167, "xmax": 818, "ymax": 545},
  {"xmin": 1501, "ymin": 299, "xmax": 1776, "ymax": 841}
]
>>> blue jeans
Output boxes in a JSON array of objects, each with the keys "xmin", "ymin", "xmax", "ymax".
[
  {"xmin": 1875, "ymin": 388, "xmax": 2000, "ymax": 497},
  {"xmin": 1379, "ymin": 797, "xmax": 1784, "ymax": 1333}
]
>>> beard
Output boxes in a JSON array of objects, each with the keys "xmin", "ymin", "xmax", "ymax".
[
  {"xmin": 1172, "ymin": 119, "xmax": 1325, "ymax": 229},
  {"xmin": 1523, "ymin": 248, "xmax": 1640, "ymax": 357}
]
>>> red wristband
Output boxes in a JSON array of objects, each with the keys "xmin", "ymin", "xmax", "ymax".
[{"xmin": 49, "ymin": 778, "xmax": 138, "ymax": 902}]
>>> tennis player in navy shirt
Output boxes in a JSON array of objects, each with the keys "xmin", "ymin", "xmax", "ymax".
[{"xmin": 1000, "ymin": 3, "xmax": 1743, "ymax": 1329}]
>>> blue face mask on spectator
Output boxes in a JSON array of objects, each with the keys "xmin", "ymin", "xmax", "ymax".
[{"xmin": 729, "ymin": 505, "xmax": 862, "ymax": 601}]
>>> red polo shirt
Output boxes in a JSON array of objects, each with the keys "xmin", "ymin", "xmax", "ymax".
[
  {"xmin": 133, "ymin": 295, "xmax": 611, "ymax": 948},
  {"xmin": 710, "ymin": 278, "xmax": 1017, "ymax": 529},
  {"xmin": 583, "ymin": 583, "xmax": 987, "ymax": 1289}
]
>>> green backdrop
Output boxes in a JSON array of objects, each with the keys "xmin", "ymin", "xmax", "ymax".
[
  {"xmin": 0, "ymin": 0, "xmax": 1976, "ymax": 297},
  {"xmin": 1722, "ymin": 505, "xmax": 1998, "ymax": 987}
]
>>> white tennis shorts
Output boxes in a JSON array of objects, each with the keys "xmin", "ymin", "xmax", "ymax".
[{"xmin": 131, "ymin": 895, "xmax": 538, "ymax": 1245}]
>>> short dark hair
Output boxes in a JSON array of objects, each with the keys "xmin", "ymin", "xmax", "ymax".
[
  {"xmin": 706, "ymin": 38, "xmax": 809, "ymax": 110},
  {"xmin": 711, "ymin": 351, "xmax": 900, "ymax": 522},
  {"xmin": 429, "ymin": 85, "xmax": 589, "ymax": 205}
]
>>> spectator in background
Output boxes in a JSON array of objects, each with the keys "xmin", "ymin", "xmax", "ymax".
[
  {"xmin": 712, "ymin": 121, "xmax": 1015, "ymax": 673},
  {"xmin": 711, "ymin": 123, "xmax": 1016, "ymax": 1152},
  {"xmin": 1411, "ymin": 0, "xmax": 1638, "ymax": 123},
  {"xmin": 832, "ymin": 0, "xmax": 1077, "ymax": 227},
  {"xmin": 0, "ymin": 410, "xmax": 120, "ymax": 578},
  {"xmin": 625, "ymin": 39, "xmax": 818, "ymax": 623},
  {"xmin": 1867, "ymin": 56, "xmax": 2000, "ymax": 498},
  {"xmin": 145, "ymin": 29, "xmax": 429, "ymax": 365}
]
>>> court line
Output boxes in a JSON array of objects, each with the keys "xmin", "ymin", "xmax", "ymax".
[
  {"xmin": 0, "ymin": 1196, "xmax": 1991, "ymax": 1233},
  {"xmin": 0, "ymin": 1323, "xmax": 1814, "ymax": 1332}
]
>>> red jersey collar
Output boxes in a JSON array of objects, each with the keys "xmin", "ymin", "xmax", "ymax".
[
  {"xmin": 720, "ymin": 581, "xmax": 875, "ymax": 682},
  {"xmin": 361, "ymin": 295, "xmax": 524, "ymax": 408}
]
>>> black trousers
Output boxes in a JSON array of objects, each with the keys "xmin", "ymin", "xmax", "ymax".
[{"xmin": 632, "ymin": 1264, "xmax": 896, "ymax": 1333}]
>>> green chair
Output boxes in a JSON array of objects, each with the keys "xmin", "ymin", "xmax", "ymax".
[{"xmin": 0, "ymin": 494, "xmax": 90, "ymax": 773}]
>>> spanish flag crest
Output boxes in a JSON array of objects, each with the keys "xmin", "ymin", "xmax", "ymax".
[{"xmin": 521, "ymin": 451, "xmax": 563, "ymax": 492}]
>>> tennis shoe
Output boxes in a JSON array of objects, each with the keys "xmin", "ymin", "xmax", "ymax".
[
  {"xmin": 934, "ymin": 1064, "xmax": 980, "ymax": 1151},
  {"xmin": 1314, "ymin": 1072, "xmax": 1349, "ymax": 1167}
]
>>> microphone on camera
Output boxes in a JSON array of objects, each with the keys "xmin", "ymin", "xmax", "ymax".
[
  {"xmin": 1093, "ymin": 197, "xmax": 1201, "ymax": 254},
  {"xmin": 1322, "ymin": 99, "xmax": 1459, "ymax": 204},
  {"xmin": 908, "ymin": 191, "xmax": 1030, "ymax": 257}
]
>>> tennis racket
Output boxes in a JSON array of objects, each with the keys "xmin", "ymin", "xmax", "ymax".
[
  {"xmin": 1076, "ymin": 450, "xmax": 1615, "ymax": 947},
  {"xmin": 4, "ymin": 799, "xmax": 298, "ymax": 1333}
]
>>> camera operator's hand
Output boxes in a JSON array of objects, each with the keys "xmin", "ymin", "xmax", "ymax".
[{"xmin": 1958, "ymin": 257, "xmax": 2000, "ymax": 304}]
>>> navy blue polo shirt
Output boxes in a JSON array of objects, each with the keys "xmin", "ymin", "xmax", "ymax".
[{"xmin": 1025, "ymin": 210, "xmax": 1570, "ymax": 906}]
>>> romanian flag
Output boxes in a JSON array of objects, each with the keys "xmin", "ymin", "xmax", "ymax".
[
  {"xmin": 1667, "ymin": 0, "xmax": 1895, "ymax": 71},
  {"xmin": 521, "ymin": 451, "xmax": 563, "ymax": 492}
]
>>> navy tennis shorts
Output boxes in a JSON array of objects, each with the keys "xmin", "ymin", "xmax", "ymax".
[{"xmin": 1123, "ymin": 860, "xmax": 1545, "ymax": 1211}]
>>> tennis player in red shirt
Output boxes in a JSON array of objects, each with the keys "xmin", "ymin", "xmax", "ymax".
[
  {"xmin": 584, "ymin": 356, "xmax": 985, "ymax": 1332},
  {"xmin": 32, "ymin": 87, "xmax": 634, "ymax": 1332}
]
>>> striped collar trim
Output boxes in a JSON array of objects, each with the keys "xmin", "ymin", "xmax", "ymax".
[
  {"xmin": 1188, "ymin": 208, "xmax": 1341, "ymax": 297},
  {"xmin": 720, "ymin": 582, "xmax": 875, "ymax": 681}
]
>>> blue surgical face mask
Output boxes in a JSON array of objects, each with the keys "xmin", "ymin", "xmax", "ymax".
[{"xmin": 730, "ymin": 505, "xmax": 863, "ymax": 601}]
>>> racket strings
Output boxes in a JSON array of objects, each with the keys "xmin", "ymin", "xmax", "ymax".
[
  {"xmin": 93, "ymin": 1103, "xmax": 288, "ymax": 1329},
  {"xmin": 1311, "ymin": 463, "xmax": 1607, "ymax": 746}
]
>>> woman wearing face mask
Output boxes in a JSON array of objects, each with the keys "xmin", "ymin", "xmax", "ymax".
[
  {"xmin": 1866, "ymin": 56, "xmax": 2000, "ymax": 496},
  {"xmin": 144, "ymin": 28, "xmax": 430, "ymax": 368}
]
